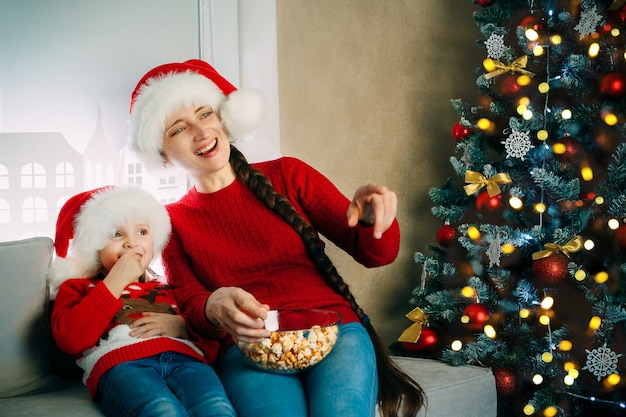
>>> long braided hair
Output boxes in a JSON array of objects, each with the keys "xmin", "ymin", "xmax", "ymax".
[{"xmin": 229, "ymin": 145, "xmax": 425, "ymax": 417}]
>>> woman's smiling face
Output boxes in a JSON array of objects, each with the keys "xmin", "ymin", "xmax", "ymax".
[{"xmin": 161, "ymin": 104, "xmax": 232, "ymax": 179}]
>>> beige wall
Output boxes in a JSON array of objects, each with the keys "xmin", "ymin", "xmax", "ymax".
[{"xmin": 276, "ymin": 1, "xmax": 482, "ymax": 344}]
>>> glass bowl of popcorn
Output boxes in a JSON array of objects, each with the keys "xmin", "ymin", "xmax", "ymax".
[{"xmin": 237, "ymin": 308, "xmax": 341, "ymax": 374}]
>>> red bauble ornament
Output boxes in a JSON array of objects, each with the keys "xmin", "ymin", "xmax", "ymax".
[
  {"xmin": 462, "ymin": 303, "xmax": 492, "ymax": 331},
  {"xmin": 499, "ymin": 74, "xmax": 522, "ymax": 97},
  {"xmin": 452, "ymin": 122, "xmax": 471, "ymax": 142},
  {"xmin": 519, "ymin": 14, "xmax": 545, "ymax": 32},
  {"xmin": 553, "ymin": 136, "xmax": 582, "ymax": 164},
  {"xmin": 600, "ymin": 72, "xmax": 626, "ymax": 99},
  {"xmin": 531, "ymin": 252, "xmax": 569, "ymax": 283},
  {"xmin": 493, "ymin": 367, "xmax": 517, "ymax": 396},
  {"xmin": 436, "ymin": 225, "xmax": 457, "ymax": 247},
  {"xmin": 476, "ymin": 0, "xmax": 495, "ymax": 6},
  {"xmin": 401, "ymin": 327, "xmax": 439, "ymax": 352},
  {"xmin": 476, "ymin": 191, "xmax": 503, "ymax": 212},
  {"xmin": 614, "ymin": 225, "xmax": 626, "ymax": 250}
]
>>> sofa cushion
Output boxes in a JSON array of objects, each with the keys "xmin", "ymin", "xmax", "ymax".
[{"xmin": 0, "ymin": 237, "xmax": 65, "ymax": 397}]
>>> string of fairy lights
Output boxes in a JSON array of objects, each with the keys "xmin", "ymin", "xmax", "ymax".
[{"xmin": 454, "ymin": 3, "xmax": 626, "ymax": 416}]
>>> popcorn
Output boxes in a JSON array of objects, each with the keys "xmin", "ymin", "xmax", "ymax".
[{"xmin": 238, "ymin": 324, "xmax": 339, "ymax": 373}]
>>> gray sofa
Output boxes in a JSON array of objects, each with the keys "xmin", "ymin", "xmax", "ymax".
[{"xmin": 0, "ymin": 237, "xmax": 497, "ymax": 417}]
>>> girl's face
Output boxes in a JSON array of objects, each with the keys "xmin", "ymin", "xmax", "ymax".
[
  {"xmin": 161, "ymin": 104, "xmax": 232, "ymax": 182},
  {"xmin": 99, "ymin": 220, "xmax": 154, "ymax": 273}
]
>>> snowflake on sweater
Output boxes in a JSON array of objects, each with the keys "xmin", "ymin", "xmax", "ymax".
[
  {"xmin": 502, "ymin": 128, "xmax": 534, "ymax": 160},
  {"xmin": 582, "ymin": 343, "xmax": 622, "ymax": 381},
  {"xmin": 574, "ymin": 6, "xmax": 603, "ymax": 39},
  {"xmin": 485, "ymin": 33, "xmax": 506, "ymax": 60}
]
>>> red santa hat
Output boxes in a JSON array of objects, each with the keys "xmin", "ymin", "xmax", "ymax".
[
  {"xmin": 48, "ymin": 186, "xmax": 171, "ymax": 295},
  {"xmin": 129, "ymin": 59, "xmax": 265, "ymax": 169}
]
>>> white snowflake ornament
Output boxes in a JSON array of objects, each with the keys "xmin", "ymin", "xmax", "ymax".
[
  {"xmin": 574, "ymin": 6, "xmax": 603, "ymax": 39},
  {"xmin": 502, "ymin": 128, "xmax": 534, "ymax": 160},
  {"xmin": 486, "ymin": 33, "xmax": 506, "ymax": 60},
  {"xmin": 582, "ymin": 343, "xmax": 622, "ymax": 381},
  {"xmin": 486, "ymin": 235, "xmax": 502, "ymax": 267}
]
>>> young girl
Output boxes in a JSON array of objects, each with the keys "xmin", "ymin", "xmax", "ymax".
[
  {"xmin": 49, "ymin": 186, "xmax": 236, "ymax": 417},
  {"xmin": 128, "ymin": 59, "xmax": 425, "ymax": 417}
]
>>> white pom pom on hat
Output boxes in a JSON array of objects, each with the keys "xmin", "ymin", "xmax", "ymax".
[
  {"xmin": 129, "ymin": 59, "xmax": 265, "ymax": 170},
  {"xmin": 48, "ymin": 186, "xmax": 171, "ymax": 296}
]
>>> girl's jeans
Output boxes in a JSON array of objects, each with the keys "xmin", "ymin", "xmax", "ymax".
[
  {"xmin": 217, "ymin": 321, "xmax": 378, "ymax": 417},
  {"xmin": 97, "ymin": 352, "xmax": 236, "ymax": 417}
]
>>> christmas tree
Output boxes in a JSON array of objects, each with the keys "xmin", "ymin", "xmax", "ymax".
[{"xmin": 399, "ymin": 1, "xmax": 626, "ymax": 416}]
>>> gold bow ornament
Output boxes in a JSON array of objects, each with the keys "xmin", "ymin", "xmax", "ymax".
[
  {"xmin": 484, "ymin": 55, "xmax": 536, "ymax": 80},
  {"xmin": 398, "ymin": 306, "xmax": 429, "ymax": 343},
  {"xmin": 531, "ymin": 235, "xmax": 584, "ymax": 260},
  {"xmin": 463, "ymin": 171, "xmax": 512, "ymax": 197}
]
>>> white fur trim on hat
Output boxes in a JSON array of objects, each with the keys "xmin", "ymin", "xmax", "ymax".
[
  {"xmin": 48, "ymin": 187, "xmax": 171, "ymax": 296},
  {"xmin": 130, "ymin": 72, "xmax": 226, "ymax": 171},
  {"xmin": 130, "ymin": 71, "xmax": 264, "ymax": 171}
]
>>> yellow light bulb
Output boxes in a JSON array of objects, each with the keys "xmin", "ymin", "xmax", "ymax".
[
  {"xmin": 564, "ymin": 362, "xmax": 576, "ymax": 371},
  {"xmin": 541, "ymin": 296, "xmax": 554, "ymax": 309},
  {"xmin": 534, "ymin": 202, "xmax": 546, "ymax": 213},
  {"xmin": 532, "ymin": 374, "xmax": 543, "ymax": 385},
  {"xmin": 537, "ymin": 130, "xmax": 548, "ymax": 141},
  {"xmin": 518, "ymin": 75, "xmax": 532, "ymax": 86},
  {"xmin": 611, "ymin": 28, "xmax": 620, "ymax": 37},
  {"xmin": 538, "ymin": 82, "xmax": 550, "ymax": 93},
  {"xmin": 477, "ymin": 118, "xmax": 491, "ymax": 130},
  {"xmin": 589, "ymin": 316, "xmax": 602, "ymax": 330},
  {"xmin": 608, "ymin": 218, "xmax": 620, "ymax": 230},
  {"xmin": 483, "ymin": 58, "xmax": 496, "ymax": 72},
  {"xmin": 564, "ymin": 375, "xmax": 575, "ymax": 385},
  {"xmin": 606, "ymin": 374, "xmax": 621, "ymax": 386},
  {"xmin": 467, "ymin": 226, "xmax": 481, "ymax": 240},
  {"xmin": 568, "ymin": 368, "xmax": 579, "ymax": 379},
  {"xmin": 580, "ymin": 161, "xmax": 593, "ymax": 181},
  {"xmin": 550, "ymin": 34, "xmax": 562, "ymax": 44},
  {"xmin": 595, "ymin": 271, "xmax": 609, "ymax": 284},
  {"xmin": 604, "ymin": 112, "xmax": 618, "ymax": 126},
  {"xmin": 523, "ymin": 404, "xmax": 535, "ymax": 415},
  {"xmin": 588, "ymin": 42, "xmax": 600, "ymax": 58},
  {"xmin": 544, "ymin": 406, "xmax": 558, "ymax": 417},
  {"xmin": 595, "ymin": 196, "xmax": 604, "ymax": 205},
  {"xmin": 584, "ymin": 239, "xmax": 595, "ymax": 250},
  {"xmin": 559, "ymin": 340, "xmax": 572, "ymax": 351},
  {"xmin": 484, "ymin": 325, "xmax": 496, "ymax": 339},
  {"xmin": 533, "ymin": 45, "xmax": 544, "ymax": 56},
  {"xmin": 508, "ymin": 196, "xmax": 523, "ymax": 210},
  {"xmin": 562, "ymin": 109, "xmax": 572, "ymax": 119},
  {"xmin": 542, "ymin": 352, "xmax": 553, "ymax": 363},
  {"xmin": 451, "ymin": 340, "xmax": 463, "ymax": 351},
  {"xmin": 501, "ymin": 243, "xmax": 515, "ymax": 254},
  {"xmin": 519, "ymin": 308, "xmax": 530, "ymax": 319},
  {"xmin": 575, "ymin": 270, "xmax": 586, "ymax": 281},
  {"xmin": 525, "ymin": 28, "xmax": 539, "ymax": 41},
  {"xmin": 539, "ymin": 315, "xmax": 550, "ymax": 325},
  {"xmin": 461, "ymin": 286, "xmax": 476, "ymax": 298}
]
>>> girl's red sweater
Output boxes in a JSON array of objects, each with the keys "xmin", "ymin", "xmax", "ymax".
[
  {"xmin": 51, "ymin": 279, "xmax": 205, "ymax": 398},
  {"xmin": 163, "ymin": 156, "xmax": 401, "ymax": 363}
]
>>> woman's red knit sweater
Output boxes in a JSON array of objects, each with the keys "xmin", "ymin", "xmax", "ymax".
[{"xmin": 163, "ymin": 156, "xmax": 400, "ymax": 363}]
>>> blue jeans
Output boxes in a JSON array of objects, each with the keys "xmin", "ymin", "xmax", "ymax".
[
  {"xmin": 217, "ymin": 322, "xmax": 378, "ymax": 417},
  {"xmin": 97, "ymin": 352, "xmax": 236, "ymax": 417}
]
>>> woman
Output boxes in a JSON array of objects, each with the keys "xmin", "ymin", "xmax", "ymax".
[{"xmin": 129, "ymin": 59, "xmax": 424, "ymax": 417}]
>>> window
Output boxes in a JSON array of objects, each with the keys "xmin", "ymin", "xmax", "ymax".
[
  {"xmin": 127, "ymin": 162, "xmax": 142, "ymax": 186},
  {"xmin": 159, "ymin": 175, "xmax": 177, "ymax": 187},
  {"xmin": 55, "ymin": 162, "xmax": 75, "ymax": 188},
  {"xmin": 21, "ymin": 163, "xmax": 46, "ymax": 189},
  {"xmin": 22, "ymin": 196, "xmax": 47, "ymax": 223}
]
